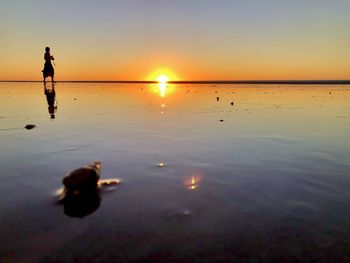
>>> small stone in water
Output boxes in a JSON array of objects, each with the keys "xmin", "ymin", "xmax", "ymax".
[
  {"xmin": 220, "ymin": 119, "xmax": 224, "ymax": 122},
  {"xmin": 216, "ymin": 97, "xmax": 220, "ymax": 101},
  {"xmin": 230, "ymin": 102, "xmax": 234, "ymax": 106},
  {"xmin": 25, "ymin": 124, "xmax": 36, "ymax": 130}
]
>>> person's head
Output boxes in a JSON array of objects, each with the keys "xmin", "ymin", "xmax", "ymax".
[{"xmin": 45, "ymin": 47, "xmax": 50, "ymax": 52}]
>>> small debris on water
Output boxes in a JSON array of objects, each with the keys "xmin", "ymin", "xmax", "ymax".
[
  {"xmin": 25, "ymin": 124, "xmax": 36, "ymax": 130},
  {"xmin": 230, "ymin": 102, "xmax": 234, "ymax": 106},
  {"xmin": 220, "ymin": 119, "xmax": 224, "ymax": 122},
  {"xmin": 99, "ymin": 178, "xmax": 121, "ymax": 187}
]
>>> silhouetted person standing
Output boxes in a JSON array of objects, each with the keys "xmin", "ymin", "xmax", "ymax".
[{"xmin": 42, "ymin": 46, "xmax": 55, "ymax": 84}]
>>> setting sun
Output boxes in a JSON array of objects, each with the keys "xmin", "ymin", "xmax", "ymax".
[
  {"xmin": 149, "ymin": 72, "xmax": 176, "ymax": 97},
  {"xmin": 147, "ymin": 69, "xmax": 179, "ymax": 82},
  {"xmin": 157, "ymin": 75, "xmax": 169, "ymax": 84}
]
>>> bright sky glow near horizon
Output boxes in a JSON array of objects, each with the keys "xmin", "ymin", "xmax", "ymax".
[{"xmin": 1, "ymin": 0, "xmax": 350, "ymax": 81}]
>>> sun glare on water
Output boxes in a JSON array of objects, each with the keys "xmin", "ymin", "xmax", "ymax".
[
  {"xmin": 148, "ymin": 69, "xmax": 178, "ymax": 97},
  {"xmin": 157, "ymin": 75, "xmax": 169, "ymax": 97}
]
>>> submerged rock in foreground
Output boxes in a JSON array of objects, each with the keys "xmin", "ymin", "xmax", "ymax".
[
  {"xmin": 60, "ymin": 161, "xmax": 121, "ymax": 218},
  {"xmin": 63, "ymin": 161, "xmax": 101, "ymax": 196}
]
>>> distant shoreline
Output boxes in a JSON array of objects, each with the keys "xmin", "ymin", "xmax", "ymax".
[{"xmin": 1, "ymin": 80, "xmax": 350, "ymax": 85}]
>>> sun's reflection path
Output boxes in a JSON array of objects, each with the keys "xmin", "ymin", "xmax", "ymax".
[
  {"xmin": 159, "ymin": 82, "xmax": 166, "ymax": 98},
  {"xmin": 149, "ymin": 82, "xmax": 175, "ymax": 99}
]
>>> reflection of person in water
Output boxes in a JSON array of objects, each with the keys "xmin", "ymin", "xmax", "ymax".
[
  {"xmin": 42, "ymin": 46, "xmax": 55, "ymax": 84},
  {"xmin": 44, "ymin": 83, "xmax": 57, "ymax": 119}
]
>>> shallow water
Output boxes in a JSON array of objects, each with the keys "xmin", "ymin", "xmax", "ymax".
[{"xmin": 0, "ymin": 82, "xmax": 350, "ymax": 262}]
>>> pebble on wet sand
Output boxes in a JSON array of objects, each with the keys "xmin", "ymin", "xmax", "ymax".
[
  {"xmin": 24, "ymin": 124, "xmax": 36, "ymax": 130},
  {"xmin": 230, "ymin": 102, "xmax": 234, "ymax": 106},
  {"xmin": 220, "ymin": 119, "xmax": 224, "ymax": 122}
]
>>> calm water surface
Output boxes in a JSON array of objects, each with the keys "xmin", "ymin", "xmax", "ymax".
[{"xmin": 0, "ymin": 82, "xmax": 350, "ymax": 262}]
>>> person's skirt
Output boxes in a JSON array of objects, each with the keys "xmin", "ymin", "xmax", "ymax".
[{"xmin": 42, "ymin": 62, "xmax": 54, "ymax": 77}]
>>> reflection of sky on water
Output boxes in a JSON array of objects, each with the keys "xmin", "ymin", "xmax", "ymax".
[{"xmin": 0, "ymin": 83, "xmax": 350, "ymax": 262}]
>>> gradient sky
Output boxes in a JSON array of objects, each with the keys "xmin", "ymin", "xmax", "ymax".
[{"xmin": 1, "ymin": 0, "xmax": 350, "ymax": 81}]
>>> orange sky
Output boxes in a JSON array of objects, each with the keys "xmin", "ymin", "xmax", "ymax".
[{"xmin": 1, "ymin": 1, "xmax": 350, "ymax": 81}]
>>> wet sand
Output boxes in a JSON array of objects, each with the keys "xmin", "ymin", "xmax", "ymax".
[{"xmin": 0, "ymin": 82, "xmax": 350, "ymax": 262}]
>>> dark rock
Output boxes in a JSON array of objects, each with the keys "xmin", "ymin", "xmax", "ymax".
[
  {"xmin": 216, "ymin": 97, "xmax": 220, "ymax": 101},
  {"xmin": 24, "ymin": 124, "xmax": 36, "ymax": 130},
  {"xmin": 220, "ymin": 119, "xmax": 224, "ymax": 122},
  {"xmin": 63, "ymin": 162, "xmax": 101, "ymax": 196},
  {"xmin": 230, "ymin": 102, "xmax": 234, "ymax": 106}
]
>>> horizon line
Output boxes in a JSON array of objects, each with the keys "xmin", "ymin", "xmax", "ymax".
[{"xmin": 1, "ymin": 80, "xmax": 350, "ymax": 85}]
